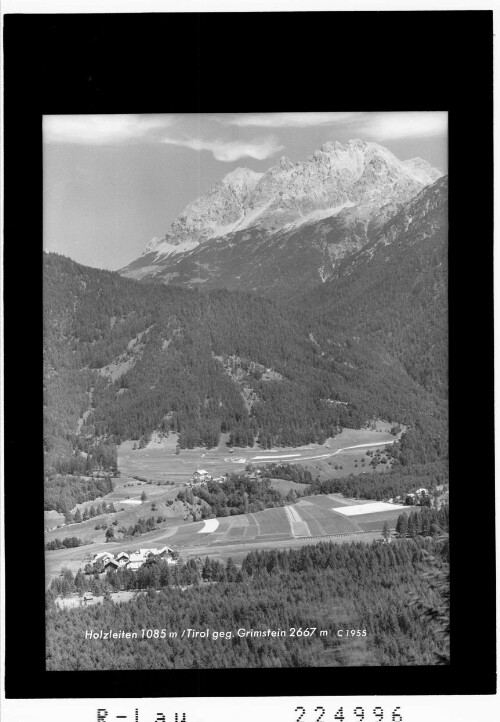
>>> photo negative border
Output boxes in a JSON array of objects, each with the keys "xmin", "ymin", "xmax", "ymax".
[{"xmin": 3, "ymin": 9, "xmax": 495, "ymax": 699}]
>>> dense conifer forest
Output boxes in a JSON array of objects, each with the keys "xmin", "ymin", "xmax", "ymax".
[
  {"xmin": 261, "ymin": 463, "xmax": 314, "ymax": 485},
  {"xmin": 46, "ymin": 536, "xmax": 449, "ymax": 669},
  {"xmin": 44, "ymin": 251, "xmax": 447, "ymax": 511},
  {"xmin": 44, "ymin": 475, "xmax": 114, "ymax": 513}
]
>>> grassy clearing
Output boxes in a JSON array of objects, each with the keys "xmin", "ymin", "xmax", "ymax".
[
  {"xmin": 354, "ymin": 507, "xmax": 416, "ymax": 531},
  {"xmin": 299, "ymin": 495, "xmax": 346, "ymax": 509},
  {"xmin": 44, "ymin": 510, "xmax": 65, "ymax": 531},
  {"xmin": 300, "ymin": 450, "xmax": 394, "ymax": 483}
]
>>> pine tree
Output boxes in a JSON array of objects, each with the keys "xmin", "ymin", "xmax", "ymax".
[
  {"xmin": 382, "ymin": 521, "xmax": 390, "ymax": 541},
  {"xmin": 396, "ymin": 513, "xmax": 408, "ymax": 538}
]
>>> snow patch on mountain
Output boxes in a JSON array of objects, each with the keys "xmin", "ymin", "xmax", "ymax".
[
  {"xmin": 294, "ymin": 201, "xmax": 356, "ymax": 226},
  {"xmin": 152, "ymin": 238, "xmax": 201, "ymax": 259}
]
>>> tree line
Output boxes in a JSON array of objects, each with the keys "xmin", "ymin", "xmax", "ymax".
[
  {"xmin": 307, "ymin": 460, "xmax": 448, "ymax": 502},
  {"xmin": 46, "ymin": 537, "xmax": 87, "ymax": 550},
  {"xmin": 395, "ymin": 505, "xmax": 449, "ymax": 538},
  {"xmin": 44, "ymin": 476, "xmax": 115, "ymax": 514}
]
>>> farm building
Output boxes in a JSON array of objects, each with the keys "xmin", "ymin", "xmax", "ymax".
[
  {"xmin": 149, "ymin": 546, "xmax": 174, "ymax": 557},
  {"xmin": 103, "ymin": 559, "xmax": 119, "ymax": 571},
  {"xmin": 193, "ymin": 469, "xmax": 210, "ymax": 481}
]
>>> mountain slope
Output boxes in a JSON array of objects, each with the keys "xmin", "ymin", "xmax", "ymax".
[
  {"xmin": 120, "ymin": 140, "xmax": 443, "ymax": 292},
  {"xmin": 303, "ymin": 175, "xmax": 448, "ymax": 410},
  {"xmin": 44, "ymin": 247, "xmax": 445, "ymax": 476}
]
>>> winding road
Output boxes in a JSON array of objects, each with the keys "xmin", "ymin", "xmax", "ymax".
[{"xmin": 224, "ymin": 439, "xmax": 396, "ymax": 465}]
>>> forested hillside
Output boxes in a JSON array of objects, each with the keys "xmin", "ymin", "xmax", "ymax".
[
  {"xmin": 46, "ymin": 536, "xmax": 449, "ymax": 669},
  {"xmin": 291, "ymin": 178, "xmax": 448, "ymax": 465},
  {"xmin": 302, "ymin": 178, "xmax": 448, "ymax": 411},
  {"xmin": 44, "ymin": 251, "xmax": 443, "ymax": 481}
]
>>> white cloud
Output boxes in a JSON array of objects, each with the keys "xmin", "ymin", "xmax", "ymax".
[
  {"xmin": 221, "ymin": 112, "xmax": 359, "ymax": 128},
  {"xmin": 161, "ymin": 135, "xmax": 284, "ymax": 161},
  {"xmin": 358, "ymin": 112, "xmax": 448, "ymax": 140},
  {"xmin": 43, "ymin": 114, "xmax": 176, "ymax": 144}
]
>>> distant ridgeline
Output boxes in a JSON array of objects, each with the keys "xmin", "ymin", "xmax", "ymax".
[{"xmin": 43, "ymin": 233, "xmax": 447, "ymax": 483}]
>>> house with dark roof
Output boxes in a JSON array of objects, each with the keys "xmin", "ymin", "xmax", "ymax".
[{"xmin": 103, "ymin": 558, "xmax": 119, "ymax": 571}]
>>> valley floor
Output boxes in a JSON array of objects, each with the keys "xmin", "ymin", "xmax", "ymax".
[
  {"xmin": 117, "ymin": 421, "xmax": 399, "ymax": 483},
  {"xmin": 44, "ymin": 423, "xmax": 409, "ymax": 585}
]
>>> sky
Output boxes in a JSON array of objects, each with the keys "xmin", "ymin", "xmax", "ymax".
[{"xmin": 43, "ymin": 112, "xmax": 448, "ymax": 271}]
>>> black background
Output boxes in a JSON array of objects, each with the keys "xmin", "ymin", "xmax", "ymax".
[{"xmin": 3, "ymin": 10, "xmax": 495, "ymax": 699}]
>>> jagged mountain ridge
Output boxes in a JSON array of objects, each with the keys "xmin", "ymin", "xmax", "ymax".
[{"xmin": 120, "ymin": 140, "xmax": 443, "ymax": 291}]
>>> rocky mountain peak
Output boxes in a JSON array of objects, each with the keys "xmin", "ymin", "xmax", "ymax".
[
  {"xmin": 277, "ymin": 155, "xmax": 294, "ymax": 169},
  {"xmin": 403, "ymin": 157, "xmax": 444, "ymax": 184},
  {"xmin": 221, "ymin": 166, "xmax": 263, "ymax": 203},
  {"xmin": 123, "ymin": 140, "xmax": 444, "ymax": 280}
]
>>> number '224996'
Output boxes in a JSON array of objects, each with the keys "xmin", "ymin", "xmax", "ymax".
[{"xmin": 295, "ymin": 706, "xmax": 403, "ymax": 722}]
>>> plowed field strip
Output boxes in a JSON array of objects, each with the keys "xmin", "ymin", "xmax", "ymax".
[
  {"xmin": 286, "ymin": 505, "xmax": 303, "ymax": 523},
  {"xmin": 283, "ymin": 505, "xmax": 311, "ymax": 537}
]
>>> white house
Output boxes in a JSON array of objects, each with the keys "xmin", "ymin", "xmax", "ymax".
[{"xmin": 193, "ymin": 469, "xmax": 210, "ymax": 481}]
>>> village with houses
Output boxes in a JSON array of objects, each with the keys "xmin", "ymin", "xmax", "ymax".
[
  {"xmin": 189, "ymin": 467, "xmax": 262, "ymax": 485},
  {"xmin": 91, "ymin": 546, "xmax": 179, "ymax": 573}
]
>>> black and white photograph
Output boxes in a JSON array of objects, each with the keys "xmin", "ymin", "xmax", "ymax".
[
  {"xmin": 42, "ymin": 110, "xmax": 450, "ymax": 670},
  {"xmin": 2, "ymin": 7, "xmax": 495, "ymax": 711}
]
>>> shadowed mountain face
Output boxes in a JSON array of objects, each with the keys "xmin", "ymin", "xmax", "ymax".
[
  {"xmin": 120, "ymin": 140, "xmax": 443, "ymax": 294},
  {"xmin": 303, "ymin": 176, "xmax": 449, "ymax": 402}
]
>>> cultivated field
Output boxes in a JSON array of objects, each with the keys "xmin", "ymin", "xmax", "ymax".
[
  {"xmin": 45, "ymin": 491, "xmax": 412, "ymax": 585},
  {"xmin": 294, "ymin": 504, "xmax": 362, "ymax": 536},
  {"xmin": 350, "ymin": 508, "xmax": 410, "ymax": 532},
  {"xmin": 45, "ymin": 421, "xmax": 410, "ymax": 583}
]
